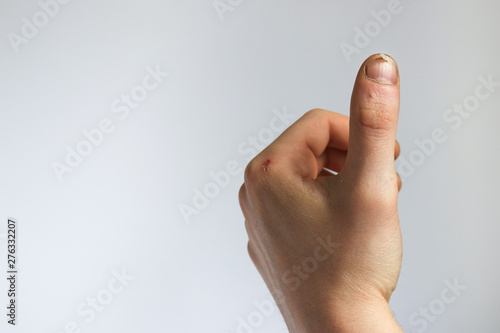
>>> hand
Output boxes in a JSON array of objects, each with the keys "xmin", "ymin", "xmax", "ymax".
[{"xmin": 239, "ymin": 54, "xmax": 403, "ymax": 332}]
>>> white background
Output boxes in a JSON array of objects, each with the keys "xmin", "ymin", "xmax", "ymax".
[{"xmin": 1, "ymin": 0, "xmax": 499, "ymax": 332}]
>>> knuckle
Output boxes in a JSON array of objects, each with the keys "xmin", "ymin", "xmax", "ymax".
[
  {"xmin": 358, "ymin": 90, "xmax": 394, "ymax": 131},
  {"xmin": 243, "ymin": 158, "xmax": 261, "ymax": 185},
  {"xmin": 358, "ymin": 104, "xmax": 393, "ymax": 131},
  {"xmin": 349, "ymin": 190, "xmax": 397, "ymax": 218},
  {"xmin": 243, "ymin": 159, "xmax": 270, "ymax": 196},
  {"xmin": 247, "ymin": 242, "xmax": 259, "ymax": 265},
  {"xmin": 343, "ymin": 171, "xmax": 399, "ymax": 211},
  {"xmin": 360, "ymin": 182, "xmax": 399, "ymax": 210},
  {"xmin": 243, "ymin": 156, "xmax": 279, "ymax": 189},
  {"xmin": 305, "ymin": 108, "xmax": 327, "ymax": 119},
  {"xmin": 238, "ymin": 184, "xmax": 247, "ymax": 208},
  {"xmin": 396, "ymin": 173, "xmax": 402, "ymax": 190}
]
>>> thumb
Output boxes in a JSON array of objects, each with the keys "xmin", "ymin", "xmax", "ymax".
[{"xmin": 342, "ymin": 53, "xmax": 400, "ymax": 186}]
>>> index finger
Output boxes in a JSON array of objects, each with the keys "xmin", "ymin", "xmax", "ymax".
[{"xmin": 257, "ymin": 109, "xmax": 349, "ymax": 179}]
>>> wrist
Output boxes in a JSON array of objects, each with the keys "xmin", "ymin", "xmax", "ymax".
[
  {"xmin": 324, "ymin": 297, "xmax": 402, "ymax": 333},
  {"xmin": 286, "ymin": 293, "xmax": 402, "ymax": 333}
]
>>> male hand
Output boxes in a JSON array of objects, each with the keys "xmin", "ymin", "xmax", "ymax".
[{"xmin": 239, "ymin": 54, "xmax": 403, "ymax": 332}]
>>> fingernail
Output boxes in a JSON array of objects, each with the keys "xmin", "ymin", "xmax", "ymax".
[{"xmin": 365, "ymin": 53, "xmax": 398, "ymax": 85}]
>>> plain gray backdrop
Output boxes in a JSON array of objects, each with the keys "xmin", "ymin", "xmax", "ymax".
[{"xmin": 1, "ymin": 0, "xmax": 499, "ymax": 332}]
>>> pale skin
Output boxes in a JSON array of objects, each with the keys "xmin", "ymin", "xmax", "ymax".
[{"xmin": 239, "ymin": 54, "xmax": 404, "ymax": 332}]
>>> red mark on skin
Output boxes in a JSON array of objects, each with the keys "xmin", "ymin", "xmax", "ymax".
[{"xmin": 262, "ymin": 159, "xmax": 271, "ymax": 172}]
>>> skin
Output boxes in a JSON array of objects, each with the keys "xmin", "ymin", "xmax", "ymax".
[{"xmin": 239, "ymin": 54, "xmax": 404, "ymax": 332}]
